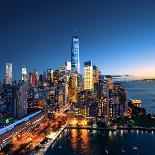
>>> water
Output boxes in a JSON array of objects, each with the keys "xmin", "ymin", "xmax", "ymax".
[
  {"xmin": 122, "ymin": 81, "xmax": 155, "ymax": 114},
  {"xmin": 46, "ymin": 129, "xmax": 155, "ymax": 155}
]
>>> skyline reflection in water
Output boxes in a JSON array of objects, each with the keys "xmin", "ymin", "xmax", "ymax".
[{"xmin": 46, "ymin": 129, "xmax": 155, "ymax": 155}]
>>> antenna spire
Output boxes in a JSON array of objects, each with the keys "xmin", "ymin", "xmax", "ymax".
[{"xmin": 73, "ymin": 26, "xmax": 77, "ymax": 36}]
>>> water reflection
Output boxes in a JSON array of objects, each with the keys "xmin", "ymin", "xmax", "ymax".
[
  {"xmin": 70, "ymin": 129, "xmax": 78, "ymax": 150},
  {"xmin": 80, "ymin": 129, "xmax": 89, "ymax": 153},
  {"xmin": 120, "ymin": 130, "xmax": 124, "ymax": 136},
  {"xmin": 70, "ymin": 129, "xmax": 90, "ymax": 153},
  {"xmin": 108, "ymin": 131, "xmax": 113, "ymax": 140},
  {"xmin": 46, "ymin": 129, "xmax": 155, "ymax": 155}
]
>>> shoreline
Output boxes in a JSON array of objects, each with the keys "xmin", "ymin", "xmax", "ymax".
[{"xmin": 66, "ymin": 126, "xmax": 155, "ymax": 131}]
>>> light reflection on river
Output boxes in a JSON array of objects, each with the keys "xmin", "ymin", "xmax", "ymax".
[{"xmin": 46, "ymin": 129, "xmax": 155, "ymax": 155}]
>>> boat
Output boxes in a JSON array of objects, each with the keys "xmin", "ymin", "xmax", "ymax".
[
  {"xmin": 121, "ymin": 148, "xmax": 125, "ymax": 153},
  {"xmin": 78, "ymin": 137, "xmax": 82, "ymax": 141},
  {"xmin": 58, "ymin": 145, "xmax": 62, "ymax": 149},
  {"xmin": 132, "ymin": 146, "xmax": 138, "ymax": 150},
  {"xmin": 67, "ymin": 135, "xmax": 70, "ymax": 139},
  {"xmin": 105, "ymin": 147, "xmax": 109, "ymax": 154}
]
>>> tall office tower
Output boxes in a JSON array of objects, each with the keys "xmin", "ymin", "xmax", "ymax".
[
  {"xmin": 58, "ymin": 65, "xmax": 66, "ymax": 79},
  {"xmin": 47, "ymin": 69, "xmax": 54, "ymax": 83},
  {"xmin": 84, "ymin": 61, "xmax": 93, "ymax": 90},
  {"xmin": 65, "ymin": 61, "xmax": 71, "ymax": 79},
  {"xmin": 71, "ymin": 36, "xmax": 80, "ymax": 74},
  {"xmin": 65, "ymin": 61, "xmax": 71, "ymax": 97},
  {"xmin": 16, "ymin": 82, "xmax": 28, "ymax": 118},
  {"xmin": 1, "ymin": 84, "xmax": 16, "ymax": 116},
  {"xmin": 111, "ymin": 82, "xmax": 127, "ymax": 118},
  {"xmin": 29, "ymin": 73, "xmax": 33, "ymax": 86},
  {"xmin": 6, "ymin": 63, "xmax": 12, "ymax": 84},
  {"xmin": 97, "ymin": 76, "xmax": 110, "ymax": 120},
  {"xmin": 53, "ymin": 70, "xmax": 60, "ymax": 85},
  {"xmin": 93, "ymin": 65, "xmax": 100, "ymax": 84},
  {"xmin": 69, "ymin": 73, "xmax": 77, "ymax": 103},
  {"xmin": 22, "ymin": 67, "xmax": 27, "ymax": 81},
  {"xmin": 104, "ymin": 76, "xmax": 114, "ymax": 119},
  {"xmin": 42, "ymin": 70, "xmax": 47, "ymax": 82},
  {"xmin": 77, "ymin": 74, "xmax": 83, "ymax": 92},
  {"xmin": 29, "ymin": 69, "xmax": 38, "ymax": 87}
]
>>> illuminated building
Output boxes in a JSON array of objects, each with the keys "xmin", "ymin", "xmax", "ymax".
[
  {"xmin": 93, "ymin": 65, "xmax": 100, "ymax": 84},
  {"xmin": 16, "ymin": 82, "xmax": 28, "ymax": 118},
  {"xmin": 65, "ymin": 61, "xmax": 71, "ymax": 72},
  {"xmin": 58, "ymin": 65, "xmax": 66, "ymax": 73},
  {"xmin": 0, "ymin": 84, "xmax": 18, "ymax": 117},
  {"xmin": 69, "ymin": 73, "xmax": 77, "ymax": 103},
  {"xmin": 29, "ymin": 69, "xmax": 38, "ymax": 87},
  {"xmin": 109, "ymin": 82, "xmax": 127, "ymax": 118},
  {"xmin": 57, "ymin": 89, "xmax": 64, "ymax": 111},
  {"xmin": 22, "ymin": 67, "xmax": 27, "ymax": 81},
  {"xmin": 65, "ymin": 61, "xmax": 71, "ymax": 81},
  {"xmin": 47, "ymin": 69, "xmax": 54, "ymax": 83},
  {"xmin": 84, "ymin": 61, "xmax": 93, "ymax": 90},
  {"xmin": 97, "ymin": 80, "xmax": 127, "ymax": 119},
  {"xmin": 74, "ymin": 101, "xmax": 98, "ymax": 117},
  {"xmin": 0, "ymin": 81, "xmax": 28, "ymax": 119},
  {"xmin": 43, "ymin": 70, "xmax": 47, "ymax": 82},
  {"xmin": 132, "ymin": 99, "xmax": 142, "ymax": 107},
  {"xmin": 71, "ymin": 36, "xmax": 80, "ymax": 74},
  {"xmin": 6, "ymin": 63, "xmax": 12, "ymax": 84},
  {"xmin": 58, "ymin": 84, "xmax": 68, "ymax": 108},
  {"xmin": 53, "ymin": 70, "xmax": 59, "ymax": 85},
  {"xmin": 58, "ymin": 65, "xmax": 66, "ymax": 80},
  {"xmin": 97, "ymin": 77, "xmax": 110, "ymax": 118},
  {"xmin": 77, "ymin": 74, "xmax": 83, "ymax": 92},
  {"xmin": 29, "ymin": 73, "xmax": 33, "ymax": 86}
]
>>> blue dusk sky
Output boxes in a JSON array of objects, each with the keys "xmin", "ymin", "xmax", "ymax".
[{"xmin": 0, "ymin": 0, "xmax": 155, "ymax": 80}]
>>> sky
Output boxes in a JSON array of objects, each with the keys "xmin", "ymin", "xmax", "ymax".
[{"xmin": 0, "ymin": 0, "xmax": 155, "ymax": 80}]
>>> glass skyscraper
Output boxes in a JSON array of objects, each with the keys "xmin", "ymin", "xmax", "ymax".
[
  {"xmin": 6, "ymin": 63, "xmax": 12, "ymax": 84},
  {"xmin": 71, "ymin": 36, "xmax": 80, "ymax": 74},
  {"xmin": 84, "ymin": 61, "xmax": 93, "ymax": 90}
]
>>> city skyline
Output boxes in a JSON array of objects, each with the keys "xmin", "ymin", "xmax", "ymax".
[
  {"xmin": 1, "ymin": 1, "xmax": 155, "ymax": 155},
  {"xmin": 0, "ymin": 0, "xmax": 155, "ymax": 80}
]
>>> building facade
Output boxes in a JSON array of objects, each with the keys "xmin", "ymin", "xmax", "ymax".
[
  {"xmin": 71, "ymin": 36, "xmax": 80, "ymax": 74},
  {"xmin": 22, "ymin": 67, "xmax": 27, "ymax": 81},
  {"xmin": 6, "ymin": 63, "xmax": 12, "ymax": 84},
  {"xmin": 84, "ymin": 61, "xmax": 93, "ymax": 90}
]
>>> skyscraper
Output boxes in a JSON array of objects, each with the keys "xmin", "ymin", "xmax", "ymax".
[
  {"xmin": 69, "ymin": 73, "xmax": 77, "ymax": 103},
  {"xmin": 16, "ymin": 82, "xmax": 28, "ymax": 118},
  {"xmin": 22, "ymin": 67, "xmax": 27, "ymax": 81},
  {"xmin": 97, "ymin": 77, "xmax": 110, "ymax": 118},
  {"xmin": 71, "ymin": 36, "xmax": 80, "ymax": 74},
  {"xmin": 6, "ymin": 63, "xmax": 12, "ymax": 84},
  {"xmin": 65, "ymin": 61, "xmax": 71, "ymax": 82},
  {"xmin": 84, "ymin": 61, "xmax": 93, "ymax": 90},
  {"xmin": 29, "ymin": 69, "xmax": 38, "ymax": 87},
  {"xmin": 93, "ymin": 65, "xmax": 100, "ymax": 84},
  {"xmin": 47, "ymin": 69, "xmax": 54, "ymax": 83}
]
